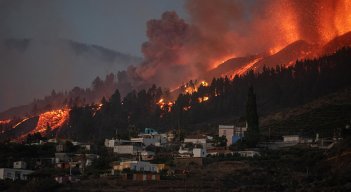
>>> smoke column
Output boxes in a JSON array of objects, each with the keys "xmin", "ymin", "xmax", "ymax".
[{"xmin": 124, "ymin": 0, "xmax": 351, "ymax": 91}]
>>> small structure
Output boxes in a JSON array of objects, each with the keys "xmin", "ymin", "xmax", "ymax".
[
  {"xmin": 235, "ymin": 150, "xmax": 260, "ymax": 158},
  {"xmin": 55, "ymin": 153, "xmax": 72, "ymax": 163},
  {"xmin": 54, "ymin": 175, "xmax": 80, "ymax": 183},
  {"xmin": 0, "ymin": 168, "xmax": 34, "ymax": 181},
  {"xmin": 113, "ymin": 144, "xmax": 142, "ymax": 155},
  {"xmin": 13, "ymin": 161, "xmax": 27, "ymax": 169},
  {"xmin": 132, "ymin": 128, "xmax": 168, "ymax": 147},
  {"xmin": 56, "ymin": 144, "xmax": 66, "ymax": 152},
  {"xmin": 283, "ymin": 135, "xmax": 300, "ymax": 143},
  {"xmin": 0, "ymin": 161, "xmax": 34, "ymax": 181},
  {"xmin": 133, "ymin": 173, "xmax": 160, "ymax": 181},
  {"xmin": 219, "ymin": 124, "xmax": 247, "ymax": 146},
  {"xmin": 112, "ymin": 161, "xmax": 165, "ymax": 174},
  {"xmin": 193, "ymin": 147, "xmax": 207, "ymax": 158},
  {"xmin": 184, "ymin": 138, "xmax": 206, "ymax": 147},
  {"xmin": 141, "ymin": 150, "xmax": 155, "ymax": 161},
  {"xmin": 47, "ymin": 138, "xmax": 58, "ymax": 143},
  {"xmin": 79, "ymin": 144, "xmax": 91, "ymax": 151},
  {"xmin": 144, "ymin": 128, "xmax": 158, "ymax": 135},
  {"xmin": 178, "ymin": 146, "xmax": 193, "ymax": 158},
  {"xmin": 104, "ymin": 138, "xmax": 130, "ymax": 148}
]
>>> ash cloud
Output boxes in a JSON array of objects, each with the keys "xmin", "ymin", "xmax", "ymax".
[{"xmin": 125, "ymin": 0, "xmax": 351, "ymax": 91}]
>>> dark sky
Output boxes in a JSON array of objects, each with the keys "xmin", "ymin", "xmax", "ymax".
[
  {"xmin": 0, "ymin": 0, "xmax": 187, "ymax": 57},
  {"xmin": 0, "ymin": 0, "xmax": 187, "ymax": 112}
]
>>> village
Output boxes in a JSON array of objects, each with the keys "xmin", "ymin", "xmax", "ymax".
[{"xmin": 0, "ymin": 123, "xmax": 344, "ymax": 186}]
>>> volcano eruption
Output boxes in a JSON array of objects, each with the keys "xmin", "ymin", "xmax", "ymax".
[
  {"xmin": 1, "ymin": 0, "xmax": 351, "ymax": 141},
  {"xmin": 121, "ymin": 0, "xmax": 351, "ymax": 90}
]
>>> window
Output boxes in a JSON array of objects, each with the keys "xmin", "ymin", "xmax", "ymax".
[{"xmin": 222, "ymin": 130, "xmax": 226, "ymax": 135}]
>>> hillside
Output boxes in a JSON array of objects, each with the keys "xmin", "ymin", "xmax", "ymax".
[
  {"xmin": 260, "ymin": 88, "xmax": 351, "ymax": 137},
  {"xmin": 209, "ymin": 32, "xmax": 351, "ymax": 80}
]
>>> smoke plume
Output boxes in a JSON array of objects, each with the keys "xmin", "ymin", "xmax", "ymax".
[{"xmin": 126, "ymin": 0, "xmax": 351, "ymax": 90}]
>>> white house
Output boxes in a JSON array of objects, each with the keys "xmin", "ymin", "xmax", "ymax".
[
  {"xmin": 104, "ymin": 139, "xmax": 130, "ymax": 148},
  {"xmin": 131, "ymin": 137, "xmax": 160, "ymax": 147},
  {"xmin": 184, "ymin": 138, "xmax": 206, "ymax": 146},
  {"xmin": 112, "ymin": 161, "xmax": 165, "ymax": 174},
  {"xmin": 235, "ymin": 150, "xmax": 260, "ymax": 158},
  {"xmin": 13, "ymin": 161, "xmax": 27, "ymax": 169},
  {"xmin": 219, "ymin": 124, "xmax": 247, "ymax": 146},
  {"xmin": 178, "ymin": 146, "xmax": 193, "ymax": 158},
  {"xmin": 113, "ymin": 145, "xmax": 142, "ymax": 155},
  {"xmin": 0, "ymin": 168, "xmax": 34, "ymax": 181},
  {"xmin": 283, "ymin": 135, "xmax": 300, "ymax": 143},
  {"xmin": 193, "ymin": 147, "xmax": 207, "ymax": 158}
]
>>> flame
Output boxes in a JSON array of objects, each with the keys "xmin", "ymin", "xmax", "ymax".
[
  {"xmin": 183, "ymin": 106, "xmax": 191, "ymax": 111},
  {"xmin": 181, "ymin": 80, "xmax": 209, "ymax": 95},
  {"xmin": 156, "ymin": 98, "xmax": 174, "ymax": 112},
  {"xmin": 12, "ymin": 118, "xmax": 29, "ymax": 129},
  {"xmin": 198, "ymin": 96, "xmax": 209, "ymax": 103},
  {"xmin": 211, "ymin": 55, "xmax": 236, "ymax": 69},
  {"xmin": 200, "ymin": 81, "xmax": 208, "ymax": 87},
  {"xmin": 30, "ymin": 108, "xmax": 70, "ymax": 135},
  {"xmin": 268, "ymin": 46, "xmax": 284, "ymax": 55},
  {"xmin": 334, "ymin": 1, "xmax": 351, "ymax": 36},
  {"xmin": 0, "ymin": 119, "xmax": 11, "ymax": 125},
  {"xmin": 232, "ymin": 57, "xmax": 262, "ymax": 77},
  {"xmin": 92, "ymin": 103, "xmax": 104, "ymax": 116}
]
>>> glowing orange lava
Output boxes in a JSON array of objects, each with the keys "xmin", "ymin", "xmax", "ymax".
[
  {"xmin": 268, "ymin": 46, "xmax": 284, "ymax": 55},
  {"xmin": 211, "ymin": 55, "xmax": 236, "ymax": 69},
  {"xmin": 30, "ymin": 108, "xmax": 70, "ymax": 135},
  {"xmin": 232, "ymin": 58, "xmax": 262, "ymax": 77},
  {"xmin": 12, "ymin": 118, "xmax": 29, "ymax": 129},
  {"xmin": 0, "ymin": 119, "xmax": 11, "ymax": 125}
]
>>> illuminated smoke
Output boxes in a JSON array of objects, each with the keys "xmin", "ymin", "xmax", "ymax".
[{"xmin": 126, "ymin": 0, "xmax": 351, "ymax": 91}]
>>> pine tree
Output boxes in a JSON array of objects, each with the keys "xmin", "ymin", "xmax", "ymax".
[{"xmin": 245, "ymin": 86, "xmax": 260, "ymax": 147}]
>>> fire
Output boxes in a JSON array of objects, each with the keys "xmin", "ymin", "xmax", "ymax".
[
  {"xmin": 92, "ymin": 103, "xmax": 104, "ymax": 116},
  {"xmin": 30, "ymin": 108, "xmax": 70, "ymax": 135},
  {"xmin": 211, "ymin": 55, "xmax": 236, "ymax": 69},
  {"xmin": 97, "ymin": 103, "xmax": 103, "ymax": 110},
  {"xmin": 183, "ymin": 106, "xmax": 191, "ymax": 111},
  {"xmin": 156, "ymin": 98, "xmax": 174, "ymax": 112},
  {"xmin": 334, "ymin": 1, "xmax": 351, "ymax": 37},
  {"xmin": 181, "ymin": 80, "xmax": 209, "ymax": 95},
  {"xmin": 12, "ymin": 118, "xmax": 29, "ymax": 129},
  {"xmin": 200, "ymin": 81, "xmax": 208, "ymax": 87},
  {"xmin": 0, "ymin": 119, "xmax": 11, "ymax": 125},
  {"xmin": 232, "ymin": 57, "xmax": 262, "ymax": 77},
  {"xmin": 268, "ymin": 46, "xmax": 284, "ymax": 55},
  {"xmin": 198, "ymin": 96, "xmax": 209, "ymax": 103}
]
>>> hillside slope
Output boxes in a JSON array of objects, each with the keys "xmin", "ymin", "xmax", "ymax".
[{"xmin": 260, "ymin": 88, "xmax": 351, "ymax": 137}]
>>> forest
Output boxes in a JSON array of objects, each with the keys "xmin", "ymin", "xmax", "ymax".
[{"xmin": 55, "ymin": 47, "xmax": 351, "ymax": 142}]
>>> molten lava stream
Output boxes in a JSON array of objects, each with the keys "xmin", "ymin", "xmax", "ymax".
[{"xmin": 30, "ymin": 108, "xmax": 70, "ymax": 135}]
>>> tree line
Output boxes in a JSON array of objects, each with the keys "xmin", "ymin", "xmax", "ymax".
[{"xmin": 57, "ymin": 47, "xmax": 351, "ymax": 141}]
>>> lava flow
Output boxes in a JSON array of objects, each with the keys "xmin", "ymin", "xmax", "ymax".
[
  {"xmin": 0, "ymin": 119, "xmax": 11, "ymax": 125},
  {"xmin": 29, "ymin": 108, "xmax": 70, "ymax": 135}
]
